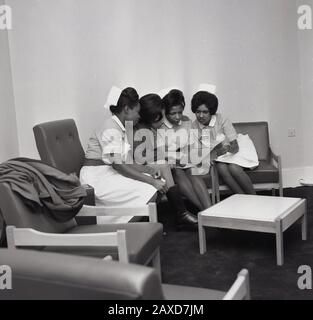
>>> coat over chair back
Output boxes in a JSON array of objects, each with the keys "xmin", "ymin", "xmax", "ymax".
[{"xmin": 0, "ymin": 183, "xmax": 77, "ymax": 234}]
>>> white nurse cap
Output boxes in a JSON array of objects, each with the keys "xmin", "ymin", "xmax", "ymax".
[
  {"xmin": 158, "ymin": 86, "xmax": 180, "ymax": 98},
  {"xmin": 197, "ymin": 83, "xmax": 217, "ymax": 94},
  {"xmin": 103, "ymin": 86, "xmax": 122, "ymax": 109}
]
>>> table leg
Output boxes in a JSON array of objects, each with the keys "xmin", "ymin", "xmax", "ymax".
[
  {"xmin": 275, "ymin": 219, "xmax": 284, "ymax": 266},
  {"xmin": 301, "ymin": 209, "xmax": 308, "ymax": 241},
  {"xmin": 198, "ymin": 217, "xmax": 207, "ymax": 254}
]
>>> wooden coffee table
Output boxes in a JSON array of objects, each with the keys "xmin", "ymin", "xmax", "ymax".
[{"xmin": 198, "ymin": 194, "xmax": 307, "ymax": 265}]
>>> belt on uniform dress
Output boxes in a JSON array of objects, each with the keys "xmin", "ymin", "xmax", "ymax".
[{"xmin": 83, "ymin": 158, "xmax": 106, "ymax": 166}]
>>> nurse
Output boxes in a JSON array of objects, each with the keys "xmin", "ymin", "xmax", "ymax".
[
  {"xmin": 191, "ymin": 89, "xmax": 256, "ymax": 195},
  {"xmin": 160, "ymin": 89, "xmax": 212, "ymax": 211},
  {"xmin": 134, "ymin": 93, "xmax": 199, "ymax": 228},
  {"xmin": 80, "ymin": 87, "xmax": 165, "ymax": 210}
]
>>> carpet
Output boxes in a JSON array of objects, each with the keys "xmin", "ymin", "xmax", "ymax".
[{"xmin": 158, "ymin": 187, "xmax": 313, "ymax": 300}]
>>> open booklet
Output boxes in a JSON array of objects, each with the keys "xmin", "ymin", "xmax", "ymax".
[{"xmin": 215, "ymin": 134, "xmax": 259, "ymax": 169}]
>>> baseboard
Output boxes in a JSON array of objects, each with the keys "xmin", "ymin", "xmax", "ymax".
[{"xmin": 282, "ymin": 166, "xmax": 313, "ymax": 188}]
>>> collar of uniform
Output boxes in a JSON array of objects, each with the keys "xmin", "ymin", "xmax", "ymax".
[
  {"xmin": 163, "ymin": 116, "xmax": 182, "ymax": 129},
  {"xmin": 198, "ymin": 115, "xmax": 217, "ymax": 129},
  {"xmin": 112, "ymin": 115, "xmax": 126, "ymax": 132}
]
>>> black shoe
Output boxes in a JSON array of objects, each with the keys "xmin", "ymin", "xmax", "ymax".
[{"xmin": 176, "ymin": 211, "xmax": 198, "ymax": 231}]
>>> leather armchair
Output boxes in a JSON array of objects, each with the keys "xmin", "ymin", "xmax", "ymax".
[
  {"xmin": 0, "ymin": 249, "xmax": 250, "ymax": 300},
  {"xmin": 33, "ymin": 119, "xmax": 155, "ymax": 224},
  {"xmin": 0, "ymin": 213, "xmax": 6, "ymax": 247},
  {"xmin": 214, "ymin": 121, "xmax": 283, "ymax": 201},
  {"xmin": 33, "ymin": 119, "xmax": 96, "ymax": 208},
  {"xmin": 0, "ymin": 182, "xmax": 163, "ymax": 275},
  {"xmin": 33, "ymin": 119, "xmax": 85, "ymax": 178}
]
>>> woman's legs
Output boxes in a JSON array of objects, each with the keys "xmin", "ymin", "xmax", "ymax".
[
  {"xmin": 166, "ymin": 185, "xmax": 198, "ymax": 229},
  {"xmin": 186, "ymin": 169, "xmax": 211, "ymax": 209},
  {"xmin": 216, "ymin": 162, "xmax": 244, "ymax": 194},
  {"xmin": 148, "ymin": 164, "xmax": 198, "ymax": 228},
  {"xmin": 172, "ymin": 168, "xmax": 203, "ymax": 210},
  {"xmin": 228, "ymin": 164, "xmax": 256, "ymax": 195}
]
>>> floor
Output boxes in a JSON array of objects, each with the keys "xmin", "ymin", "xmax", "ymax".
[{"xmin": 159, "ymin": 187, "xmax": 313, "ymax": 300}]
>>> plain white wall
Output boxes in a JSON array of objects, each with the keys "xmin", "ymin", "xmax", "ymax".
[
  {"xmin": 5, "ymin": 0, "xmax": 307, "ymax": 171},
  {"xmin": 0, "ymin": 0, "xmax": 19, "ymax": 162},
  {"xmin": 297, "ymin": 0, "xmax": 313, "ymax": 168}
]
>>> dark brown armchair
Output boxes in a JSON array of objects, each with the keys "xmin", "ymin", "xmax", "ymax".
[
  {"xmin": 214, "ymin": 121, "xmax": 283, "ymax": 201},
  {"xmin": 0, "ymin": 182, "xmax": 163, "ymax": 276},
  {"xmin": 33, "ymin": 119, "xmax": 95, "ymax": 206},
  {"xmin": 32, "ymin": 119, "xmax": 159, "ymax": 224},
  {"xmin": 0, "ymin": 249, "xmax": 250, "ymax": 300}
]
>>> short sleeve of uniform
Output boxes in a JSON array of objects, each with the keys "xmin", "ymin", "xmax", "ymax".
[
  {"xmin": 219, "ymin": 115, "xmax": 237, "ymax": 142},
  {"xmin": 100, "ymin": 128, "xmax": 130, "ymax": 164}
]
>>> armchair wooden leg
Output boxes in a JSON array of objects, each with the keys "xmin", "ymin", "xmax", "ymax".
[
  {"xmin": 213, "ymin": 166, "xmax": 221, "ymax": 203},
  {"xmin": 279, "ymin": 184, "xmax": 283, "ymax": 197},
  {"xmin": 209, "ymin": 165, "xmax": 216, "ymax": 205},
  {"xmin": 152, "ymin": 248, "xmax": 162, "ymax": 280},
  {"xmin": 278, "ymin": 155, "xmax": 283, "ymax": 197},
  {"xmin": 117, "ymin": 230, "xmax": 129, "ymax": 263},
  {"xmin": 215, "ymin": 185, "xmax": 221, "ymax": 203},
  {"xmin": 211, "ymin": 188, "xmax": 216, "ymax": 205},
  {"xmin": 6, "ymin": 226, "xmax": 16, "ymax": 250}
]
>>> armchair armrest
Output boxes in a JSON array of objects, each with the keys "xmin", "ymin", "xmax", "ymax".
[
  {"xmin": 6, "ymin": 226, "xmax": 129, "ymax": 262},
  {"xmin": 0, "ymin": 249, "xmax": 163, "ymax": 300},
  {"xmin": 269, "ymin": 148, "xmax": 281, "ymax": 165},
  {"xmin": 223, "ymin": 269, "xmax": 250, "ymax": 300},
  {"xmin": 269, "ymin": 147, "xmax": 282, "ymax": 172},
  {"xmin": 269, "ymin": 148, "xmax": 283, "ymax": 196},
  {"xmin": 77, "ymin": 203, "xmax": 158, "ymax": 222},
  {"xmin": 82, "ymin": 184, "xmax": 95, "ymax": 206}
]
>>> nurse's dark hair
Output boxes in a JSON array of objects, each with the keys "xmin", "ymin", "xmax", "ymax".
[
  {"xmin": 191, "ymin": 91, "xmax": 218, "ymax": 115},
  {"xmin": 139, "ymin": 94, "xmax": 164, "ymax": 125},
  {"xmin": 110, "ymin": 87, "xmax": 139, "ymax": 114},
  {"xmin": 162, "ymin": 89, "xmax": 185, "ymax": 114}
]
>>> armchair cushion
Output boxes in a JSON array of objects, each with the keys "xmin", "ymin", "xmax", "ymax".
[
  {"xmin": 245, "ymin": 160, "xmax": 279, "ymax": 184},
  {"xmin": 162, "ymin": 284, "xmax": 225, "ymax": 300},
  {"xmin": 218, "ymin": 160, "xmax": 279, "ymax": 185},
  {"xmin": 42, "ymin": 222, "xmax": 163, "ymax": 264}
]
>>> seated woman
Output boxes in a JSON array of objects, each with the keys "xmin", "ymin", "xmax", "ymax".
[
  {"xmin": 191, "ymin": 90, "xmax": 256, "ymax": 195},
  {"xmin": 80, "ymin": 87, "xmax": 162, "ymax": 209},
  {"xmin": 133, "ymin": 93, "xmax": 198, "ymax": 228},
  {"xmin": 160, "ymin": 89, "xmax": 211, "ymax": 211},
  {"xmin": 81, "ymin": 87, "xmax": 197, "ymax": 228}
]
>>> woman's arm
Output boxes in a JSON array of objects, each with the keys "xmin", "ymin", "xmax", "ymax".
[
  {"xmin": 112, "ymin": 163, "xmax": 152, "ymax": 183},
  {"xmin": 228, "ymin": 139, "xmax": 239, "ymax": 154},
  {"xmin": 131, "ymin": 163, "xmax": 159, "ymax": 176},
  {"xmin": 212, "ymin": 140, "xmax": 239, "ymax": 157},
  {"xmin": 112, "ymin": 163, "xmax": 167, "ymax": 194}
]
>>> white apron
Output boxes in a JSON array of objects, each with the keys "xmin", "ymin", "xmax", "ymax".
[{"xmin": 80, "ymin": 165, "xmax": 156, "ymax": 223}]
